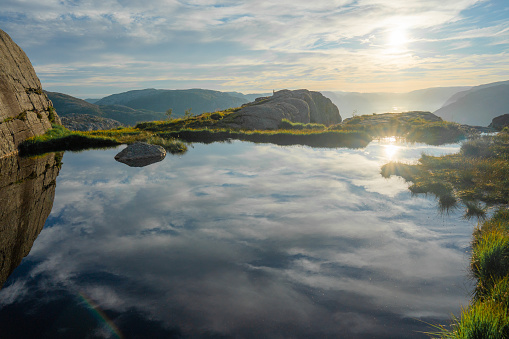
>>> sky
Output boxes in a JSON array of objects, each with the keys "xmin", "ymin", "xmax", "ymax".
[{"xmin": 1, "ymin": 0, "xmax": 508, "ymax": 98}]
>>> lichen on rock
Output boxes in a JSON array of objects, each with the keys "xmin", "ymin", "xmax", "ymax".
[{"xmin": 0, "ymin": 29, "xmax": 61, "ymax": 158}]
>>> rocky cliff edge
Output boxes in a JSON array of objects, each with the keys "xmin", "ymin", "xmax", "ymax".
[{"xmin": 0, "ymin": 29, "xmax": 60, "ymax": 158}]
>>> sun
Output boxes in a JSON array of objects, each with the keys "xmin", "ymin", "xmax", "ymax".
[{"xmin": 388, "ymin": 28, "xmax": 408, "ymax": 46}]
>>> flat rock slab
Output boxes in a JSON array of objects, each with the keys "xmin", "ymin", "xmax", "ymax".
[{"xmin": 114, "ymin": 142, "xmax": 166, "ymax": 167}]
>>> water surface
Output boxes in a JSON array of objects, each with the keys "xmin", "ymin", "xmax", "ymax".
[{"xmin": 0, "ymin": 140, "xmax": 475, "ymax": 338}]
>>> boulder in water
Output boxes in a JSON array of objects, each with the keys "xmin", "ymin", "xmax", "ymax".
[{"xmin": 114, "ymin": 142, "xmax": 166, "ymax": 167}]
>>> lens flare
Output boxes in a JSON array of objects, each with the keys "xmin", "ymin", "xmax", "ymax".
[{"xmin": 78, "ymin": 292, "xmax": 124, "ymax": 339}]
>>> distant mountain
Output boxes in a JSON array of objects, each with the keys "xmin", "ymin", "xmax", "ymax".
[
  {"xmin": 95, "ymin": 88, "xmax": 253, "ymax": 115},
  {"xmin": 434, "ymin": 81, "xmax": 509, "ymax": 126},
  {"xmin": 441, "ymin": 80, "xmax": 509, "ymax": 108},
  {"xmin": 226, "ymin": 91, "xmax": 271, "ymax": 102},
  {"xmin": 84, "ymin": 98, "xmax": 100, "ymax": 104},
  {"xmin": 45, "ymin": 91, "xmax": 164, "ymax": 125},
  {"xmin": 322, "ymin": 87, "xmax": 470, "ymax": 119}
]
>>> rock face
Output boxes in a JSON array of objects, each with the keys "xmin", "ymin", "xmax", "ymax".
[
  {"xmin": 0, "ymin": 153, "xmax": 61, "ymax": 288},
  {"xmin": 489, "ymin": 114, "xmax": 509, "ymax": 131},
  {"xmin": 223, "ymin": 89, "xmax": 341, "ymax": 130},
  {"xmin": 114, "ymin": 142, "xmax": 166, "ymax": 167},
  {"xmin": 0, "ymin": 29, "xmax": 60, "ymax": 158},
  {"xmin": 61, "ymin": 113, "xmax": 124, "ymax": 131}
]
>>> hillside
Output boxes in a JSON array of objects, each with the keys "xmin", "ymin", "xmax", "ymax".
[
  {"xmin": 322, "ymin": 87, "xmax": 469, "ymax": 119},
  {"xmin": 434, "ymin": 81, "xmax": 509, "ymax": 126},
  {"xmin": 45, "ymin": 91, "xmax": 163, "ymax": 125},
  {"xmin": 95, "ymin": 88, "xmax": 252, "ymax": 115},
  {"xmin": 45, "ymin": 91, "xmax": 103, "ymax": 116}
]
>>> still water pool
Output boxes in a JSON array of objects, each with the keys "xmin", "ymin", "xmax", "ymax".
[{"xmin": 0, "ymin": 140, "xmax": 475, "ymax": 338}]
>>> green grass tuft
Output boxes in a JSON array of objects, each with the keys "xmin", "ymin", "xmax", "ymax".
[
  {"xmin": 471, "ymin": 228, "xmax": 509, "ymax": 296},
  {"xmin": 278, "ymin": 119, "xmax": 326, "ymax": 130},
  {"xmin": 146, "ymin": 136, "xmax": 188, "ymax": 155},
  {"xmin": 433, "ymin": 302, "xmax": 509, "ymax": 339}
]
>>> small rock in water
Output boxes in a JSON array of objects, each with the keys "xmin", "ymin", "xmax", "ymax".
[{"xmin": 114, "ymin": 142, "xmax": 166, "ymax": 167}]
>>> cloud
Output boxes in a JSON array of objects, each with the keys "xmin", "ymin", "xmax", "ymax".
[
  {"xmin": 1, "ymin": 0, "xmax": 506, "ymax": 95},
  {"xmin": 0, "ymin": 141, "xmax": 476, "ymax": 337}
]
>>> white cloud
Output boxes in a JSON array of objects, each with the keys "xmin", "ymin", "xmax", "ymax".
[
  {"xmin": 0, "ymin": 141, "xmax": 477, "ymax": 336},
  {"xmin": 1, "ymin": 0, "xmax": 506, "ymax": 95}
]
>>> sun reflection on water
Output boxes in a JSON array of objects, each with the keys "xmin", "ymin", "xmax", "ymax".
[{"xmin": 383, "ymin": 137, "xmax": 400, "ymax": 160}]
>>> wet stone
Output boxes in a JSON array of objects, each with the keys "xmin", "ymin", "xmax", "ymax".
[{"xmin": 114, "ymin": 142, "xmax": 166, "ymax": 167}]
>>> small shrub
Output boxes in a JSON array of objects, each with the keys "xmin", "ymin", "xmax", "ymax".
[
  {"xmin": 461, "ymin": 137, "xmax": 496, "ymax": 158},
  {"xmin": 47, "ymin": 106, "xmax": 56, "ymax": 123}
]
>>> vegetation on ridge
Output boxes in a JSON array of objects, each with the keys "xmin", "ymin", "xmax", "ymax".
[
  {"xmin": 20, "ymin": 109, "xmax": 479, "ymax": 156},
  {"xmin": 339, "ymin": 112, "xmax": 470, "ymax": 145},
  {"xmin": 19, "ymin": 124, "xmax": 187, "ymax": 156}
]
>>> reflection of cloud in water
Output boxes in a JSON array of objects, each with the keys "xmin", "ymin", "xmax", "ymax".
[{"xmin": 0, "ymin": 142, "xmax": 474, "ymax": 338}]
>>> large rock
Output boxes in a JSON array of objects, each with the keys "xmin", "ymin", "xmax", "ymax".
[
  {"xmin": 223, "ymin": 89, "xmax": 341, "ymax": 130},
  {"xmin": 61, "ymin": 113, "xmax": 124, "ymax": 131},
  {"xmin": 0, "ymin": 29, "xmax": 60, "ymax": 158},
  {"xmin": 489, "ymin": 114, "xmax": 509, "ymax": 131},
  {"xmin": 0, "ymin": 153, "xmax": 61, "ymax": 288},
  {"xmin": 114, "ymin": 142, "xmax": 166, "ymax": 167}
]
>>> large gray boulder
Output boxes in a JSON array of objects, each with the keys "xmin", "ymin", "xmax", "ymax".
[
  {"xmin": 0, "ymin": 29, "xmax": 61, "ymax": 158},
  {"xmin": 114, "ymin": 142, "xmax": 166, "ymax": 167},
  {"xmin": 223, "ymin": 89, "xmax": 341, "ymax": 130}
]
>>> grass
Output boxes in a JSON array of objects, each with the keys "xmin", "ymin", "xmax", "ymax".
[
  {"xmin": 432, "ymin": 301, "xmax": 509, "ymax": 339},
  {"xmin": 406, "ymin": 121, "xmax": 466, "ymax": 145},
  {"xmin": 278, "ymin": 119, "xmax": 326, "ymax": 130},
  {"xmin": 157, "ymin": 128, "xmax": 371, "ymax": 148},
  {"xmin": 381, "ymin": 131, "xmax": 509, "ymax": 216},
  {"xmin": 382, "ymin": 130, "xmax": 509, "ymax": 338},
  {"xmin": 21, "ymin": 108, "xmax": 475, "ymax": 156},
  {"xmin": 471, "ymin": 226, "xmax": 509, "ymax": 296},
  {"xmin": 19, "ymin": 124, "xmax": 187, "ymax": 156},
  {"xmin": 432, "ymin": 216, "xmax": 509, "ymax": 338},
  {"xmin": 339, "ymin": 113, "xmax": 469, "ymax": 145},
  {"xmin": 145, "ymin": 136, "xmax": 188, "ymax": 154}
]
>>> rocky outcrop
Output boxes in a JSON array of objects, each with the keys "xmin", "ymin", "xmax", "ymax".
[
  {"xmin": 61, "ymin": 113, "xmax": 124, "ymax": 131},
  {"xmin": 0, "ymin": 153, "xmax": 61, "ymax": 288},
  {"xmin": 342, "ymin": 111, "xmax": 442, "ymax": 126},
  {"xmin": 489, "ymin": 114, "xmax": 509, "ymax": 131},
  {"xmin": 222, "ymin": 89, "xmax": 341, "ymax": 130},
  {"xmin": 115, "ymin": 142, "xmax": 166, "ymax": 167},
  {"xmin": 0, "ymin": 29, "xmax": 60, "ymax": 158}
]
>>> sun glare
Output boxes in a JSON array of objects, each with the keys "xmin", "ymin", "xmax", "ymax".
[
  {"xmin": 383, "ymin": 137, "xmax": 400, "ymax": 160},
  {"xmin": 388, "ymin": 29, "xmax": 408, "ymax": 46}
]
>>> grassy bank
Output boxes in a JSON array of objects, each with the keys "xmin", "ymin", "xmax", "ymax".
[
  {"xmin": 381, "ymin": 130, "xmax": 509, "ymax": 338},
  {"xmin": 22, "ymin": 109, "xmax": 476, "ymax": 156},
  {"xmin": 19, "ymin": 124, "xmax": 187, "ymax": 156},
  {"xmin": 157, "ymin": 128, "xmax": 371, "ymax": 148},
  {"xmin": 339, "ymin": 112, "xmax": 469, "ymax": 145}
]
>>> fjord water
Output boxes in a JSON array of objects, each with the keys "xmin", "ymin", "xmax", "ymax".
[{"xmin": 0, "ymin": 141, "xmax": 474, "ymax": 338}]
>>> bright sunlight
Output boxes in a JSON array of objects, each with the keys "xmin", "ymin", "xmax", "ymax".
[{"xmin": 388, "ymin": 28, "xmax": 408, "ymax": 46}]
